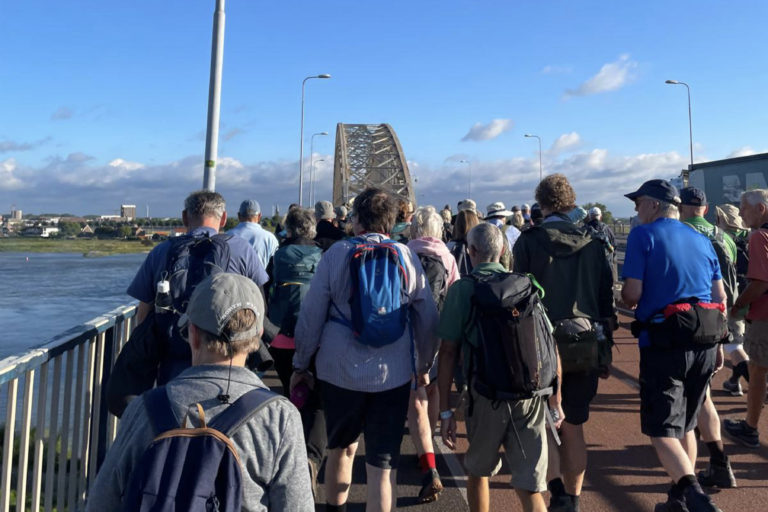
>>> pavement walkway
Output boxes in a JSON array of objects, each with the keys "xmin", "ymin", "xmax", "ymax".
[{"xmin": 265, "ymin": 312, "xmax": 768, "ymax": 511}]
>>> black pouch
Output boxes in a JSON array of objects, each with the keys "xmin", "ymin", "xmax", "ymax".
[
  {"xmin": 662, "ymin": 304, "xmax": 728, "ymax": 346},
  {"xmin": 553, "ymin": 318, "xmax": 598, "ymax": 374}
]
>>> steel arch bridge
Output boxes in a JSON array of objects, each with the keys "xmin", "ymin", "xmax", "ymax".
[{"xmin": 333, "ymin": 124, "xmax": 416, "ymax": 207}]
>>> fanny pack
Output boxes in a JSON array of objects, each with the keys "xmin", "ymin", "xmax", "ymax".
[
  {"xmin": 631, "ymin": 299, "xmax": 728, "ymax": 348},
  {"xmin": 553, "ymin": 318, "xmax": 598, "ymax": 374}
]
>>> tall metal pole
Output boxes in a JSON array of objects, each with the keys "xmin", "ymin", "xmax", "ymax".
[
  {"xmin": 665, "ymin": 80, "xmax": 694, "ymax": 169},
  {"xmin": 298, "ymin": 75, "xmax": 331, "ymax": 206},
  {"xmin": 309, "ymin": 132, "xmax": 328, "ymax": 205},
  {"xmin": 203, "ymin": 0, "xmax": 226, "ymax": 191},
  {"xmin": 525, "ymin": 134, "xmax": 543, "ymax": 181}
]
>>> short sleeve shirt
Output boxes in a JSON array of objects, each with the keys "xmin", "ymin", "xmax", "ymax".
[
  {"xmin": 226, "ymin": 222, "xmax": 280, "ymax": 270},
  {"xmin": 437, "ymin": 262, "xmax": 506, "ymax": 375},
  {"xmin": 621, "ymin": 218, "xmax": 722, "ymax": 347},
  {"xmin": 746, "ymin": 229, "xmax": 768, "ymax": 321},
  {"xmin": 683, "ymin": 216, "xmax": 737, "ymax": 262},
  {"xmin": 127, "ymin": 227, "xmax": 268, "ymax": 303}
]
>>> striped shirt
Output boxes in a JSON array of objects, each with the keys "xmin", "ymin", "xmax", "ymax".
[{"xmin": 293, "ymin": 233, "xmax": 440, "ymax": 393}]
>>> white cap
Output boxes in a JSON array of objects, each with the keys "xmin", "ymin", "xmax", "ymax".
[
  {"xmin": 589, "ymin": 207, "xmax": 602, "ymax": 217},
  {"xmin": 522, "ymin": 204, "xmax": 531, "ymax": 210}
]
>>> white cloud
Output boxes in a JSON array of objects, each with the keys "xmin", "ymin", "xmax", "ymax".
[
  {"xmin": 727, "ymin": 146, "xmax": 756, "ymax": 158},
  {"xmin": 541, "ymin": 65, "xmax": 572, "ymax": 74},
  {"xmin": 51, "ymin": 107, "xmax": 74, "ymax": 120},
  {"xmin": 550, "ymin": 132, "xmax": 582, "ymax": 154},
  {"xmin": 0, "ymin": 158, "xmax": 23, "ymax": 190},
  {"xmin": 108, "ymin": 158, "xmax": 145, "ymax": 172},
  {"xmin": 563, "ymin": 55, "xmax": 637, "ymax": 99},
  {"xmin": 461, "ymin": 119, "xmax": 513, "ymax": 142}
]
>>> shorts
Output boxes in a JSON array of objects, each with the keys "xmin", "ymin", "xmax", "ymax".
[
  {"xmin": 639, "ymin": 346, "xmax": 716, "ymax": 439},
  {"xmin": 319, "ymin": 380, "xmax": 410, "ymax": 470},
  {"xmin": 561, "ymin": 370, "xmax": 600, "ymax": 426},
  {"xmin": 745, "ymin": 320, "xmax": 768, "ymax": 368},
  {"xmin": 464, "ymin": 390, "xmax": 547, "ymax": 493}
]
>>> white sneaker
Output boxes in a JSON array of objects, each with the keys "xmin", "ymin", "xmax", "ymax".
[{"xmin": 723, "ymin": 378, "xmax": 743, "ymax": 396}]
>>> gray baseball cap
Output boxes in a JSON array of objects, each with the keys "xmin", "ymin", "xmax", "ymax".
[
  {"xmin": 334, "ymin": 205, "xmax": 348, "ymax": 218},
  {"xmin": 178, "ymin": 273, "xmax": 264, "ymax": 342},
  {"xmin": 315, "ymin": 200, "xmax": 336, "ymax": 220},
  {"xmin": 238, "ymin": 199, "xmax": 261, "ymax": 216}
]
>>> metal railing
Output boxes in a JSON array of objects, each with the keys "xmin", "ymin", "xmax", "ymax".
[{"xmin": 0, "ymin": 303, "xmax": 137, "ymax": 512}]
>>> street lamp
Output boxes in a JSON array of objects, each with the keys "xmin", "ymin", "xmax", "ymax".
[
  {"xmin": 665, "ymin": 80, "xmax": 694, "ymax": 169},
  {"xmin": 298, "ymin": 74, "xmax": 331, "ymax": 205},
  {"xmin": 309, "ymin": 132, "xmax": 329, "ymax": 205},
  {"xmin": 525, "ymin": 134, "xmax": 543, "ymax": 182},
  {"xmin": 460, "ymin": 160, "xmax": 472, "ymax": 198},
  {"xmin": 203, "ymin": 0, "xmax": 226, "ymax": 191},
  {"xmin": 311, "ymin": 159, "xmax": 325, "ymax": 206}
]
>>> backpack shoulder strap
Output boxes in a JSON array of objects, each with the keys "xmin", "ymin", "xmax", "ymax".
[
  {"xmin": 208, "ymin": 387, "xmax": 283, "ymax": 437},
  {"xmin": 143, "ymin": 387, "xmax": 179, "ymax": 435}
]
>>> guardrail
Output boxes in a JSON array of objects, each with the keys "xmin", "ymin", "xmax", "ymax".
[{"xmin": 0, "ymin": 303, "xmax": 137, "ymax": 512}]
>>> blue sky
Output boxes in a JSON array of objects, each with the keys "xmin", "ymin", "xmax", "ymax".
[{"xmin": 2, "ymin": 1, "xmax": 767, "ymax": 218}]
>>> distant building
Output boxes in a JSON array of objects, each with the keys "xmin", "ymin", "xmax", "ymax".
[
  {"xmin": 121, "ymin": 205, "xmax": 137, "ymax": 221},
  {"xmin": 39, "ymin": 217, "xmax": 61, "ymax": 225},
  {"xmin": 11, "ymin": 209, "xmax": 22, "ymax": 220},
  {"xmin": 23, "ymin": 226, "xmax": 60, "ymax": 238},
  {"xmin": 99, "ymin": 215, "xmax": 121, "ymax": 221},
  {"xmin": 81, "ymin": 225, "xmax": 95, "ymax": 236}
]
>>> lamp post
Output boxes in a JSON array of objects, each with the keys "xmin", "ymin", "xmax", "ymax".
[
  {"xmin": 460, "ymin": 160, "xmax": 472, "ymax": 198},
  {"xmin": 309, "ymin": 132, "xmax": 329, "ymax": 205},
  {"xmin": 298, "ymin": 74, "xmax": 331, "ymax": 205},
  {"xmin": 665, "ymin": 80, "xmax": 694, "ymax": 169},
  {"xmin": 524, "ymin": 134, "xmax": 543, "ymax": 182},
  {"xmin": 311, "ymin": 159, "xmax": 325, "ymax": 205},
  {"xmin": 203, "ymin": 0, "xmax": 226, "ymax": 191}
]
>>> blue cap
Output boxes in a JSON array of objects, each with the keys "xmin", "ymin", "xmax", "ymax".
[
  {"xmin": 680, "ymin": 187, "xmax": 707, "ymax": 206},
  {"xmin": 625, "ymin": 179, "xmax": 681, "ymax": 204},
  {"xmin": 238, "ymin": 199, "xmax": 261, "ymax": 216}
]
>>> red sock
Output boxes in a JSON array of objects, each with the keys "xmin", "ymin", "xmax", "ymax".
[{"xmin": 420, "ymin": 453, "xmax": 436, "ymax": 474}]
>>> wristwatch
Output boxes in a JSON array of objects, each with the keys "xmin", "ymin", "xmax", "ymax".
[{"xmin": 440, "ymin": 410, "xmax": 454, "ymax": 420}]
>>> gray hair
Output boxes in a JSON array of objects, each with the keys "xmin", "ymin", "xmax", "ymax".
[
  {"xmin": 410, "ymin": 206, "xmax": 444, "ymax": 240},
  {"xmin": 742, "ymin": 189, "xmax": 768, "ymax": 209},
  {"xmin": 640, "ymin": 195, "xmax": 679, "ymax": 219},
  {"xmin": 285, "ymin": 208, "xmax": 317, "ymax": 239},
  {"xmin": 184, "ymin": 190, "xmax": 226, "ymax": 221},
  {"xmin": 467, "ymin": 223, "xmax": 504, "ymax": 263}
]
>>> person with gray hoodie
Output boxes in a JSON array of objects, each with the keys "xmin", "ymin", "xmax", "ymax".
[{"xmin": 87, "ymin": 273, "xmax": 314, "ymax": 512}]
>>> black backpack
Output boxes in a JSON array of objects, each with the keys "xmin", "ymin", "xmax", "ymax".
[
  {"xmin": 418, "ymin": 253, "xmax": 449, "ymax": 312},
  {"xmin": 733, "ymin": 235, "xmax": 749, "ymax": 291},
  {"xmin": 467, "ymin": 272, "xmax": 557, "ymax": 407},
  {"xmin": 708, "ymin": 228, "xmax": 739, "ymax": 309},
  {"xmin": 450, "ymin": 240, "xmax": 474, "ymax": 277}
]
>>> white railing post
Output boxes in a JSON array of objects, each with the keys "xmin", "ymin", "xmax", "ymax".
[
  {"xmin": 30, "ymin": 362, "xmax": 49, "ymax": 512},
  {"xmin": 44, "ymin": 355, "xmax": 62, "ymax": 512},
  {"xmin": 67, "ymin": 345, "xmax": 86, "ymax": 511},
  {"xmin": 87, "ymin": 332, "xmax": 106, "ymax": 492},
  {"xmin": 56, "ymin": 351, "xmax": 75, "ymax": 511},
  {"xmin": 1, "ymin": 379, "xmax": 19, "ymax": 512},
  {"xmin": 78, "ymin": 337, "xmax": 97, "ymax": 510},
  {"xmin": 15, "ymin": 370, "xmax": 35, "ymax": 512}
]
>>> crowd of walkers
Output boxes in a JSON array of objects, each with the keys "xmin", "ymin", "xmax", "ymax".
[{"xmin": 87, "ymin": 173, "xmax": 768, "ymax": 512}]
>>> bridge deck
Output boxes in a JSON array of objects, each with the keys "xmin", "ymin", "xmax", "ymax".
[{"xmin": 266, "ymin": 312, "xmax": 768, "ymax": 511}]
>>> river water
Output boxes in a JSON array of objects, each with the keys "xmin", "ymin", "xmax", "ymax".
[{"xmin": 0, "ymin": 252, "xmax": 147, "ymax": 358}]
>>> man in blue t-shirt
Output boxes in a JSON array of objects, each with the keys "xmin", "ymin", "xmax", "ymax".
[{"xmin": 621, "ymin": 180, "xmax": 726, "ymax": 512}]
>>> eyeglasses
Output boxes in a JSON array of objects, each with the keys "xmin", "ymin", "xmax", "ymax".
[{"xmin": 634, "ymin": 198, "xmax": 657, "ymax": 208}]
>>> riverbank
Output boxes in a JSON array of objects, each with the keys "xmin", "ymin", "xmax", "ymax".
[{"xmin": 0, "ymin": 237, "xmax": 153, "ymax": 255}]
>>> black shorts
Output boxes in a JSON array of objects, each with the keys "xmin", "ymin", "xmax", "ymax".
[
  {"xmin": 561, "ymin": 370, "xmax": 600, "ymax": 426},
  {"xmin": 639, "ymin": 346, "xmax": 716, "ymax": 439},
  {"xmin": 319, "ymin": 380, "xmax": 410, "ymax": 469}
]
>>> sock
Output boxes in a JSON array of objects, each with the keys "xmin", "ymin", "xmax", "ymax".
[
  {"xmin": 570, "ymin": 494, "xmax": 581, "ymax": 511},
  {"xmin": 706, "ymin": 441, "xmax": 727, "ymax": 465},
  {"xmin": 420, "ymin": 453, "xmax": 436, "ymax": 474},
  {"xmin": 736, "ymin": 361, "xmax": 750, "ymax": 383},
  {"xmin": 548, "ymin": 478, "xmax": 566, "ymax": 497},
  {"xmin": 326, "ymin": 505, "xmax": 347, "ymax": 512},
  {"xmin": 677, "ymin": 474, "xmax": 700, "ymax": 495}
]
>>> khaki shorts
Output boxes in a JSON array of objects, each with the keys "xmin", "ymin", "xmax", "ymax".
[
  {"xmin": 745, "ymin": 320, "xmax": 768, "ymax": 368},
  {"xmin": 464, "ymin": 391, "xmax": 547, "ymax": 493}
]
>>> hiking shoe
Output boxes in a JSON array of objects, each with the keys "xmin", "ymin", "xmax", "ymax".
[
  {"xmin": 684, "ymin": 487, "xmax": 722, "ymax": 512},
  {"xmin": 308, "ymin": 459, "xmax": 319, "ymax": 500},
  {"xmin": 697, "ymin": 459, "xmax": 737, "ymax": 488},
  {"xmin": 417, "ymin": 468, "xmax": 443, "ymax": 504},
  {"xmin": 722, "ymin": 378, "xmax": 743, "ymax": 396},
  {"xmin": 654, "ymin": 496, "xmax": 689, "ymax": 512},
  {"xmin": 549, "ymin": 494, "xmax": 576, "ymax": 512},
  {"xmin": 723, "ymin": 419, "xmax": 760, "ymax": 448}
]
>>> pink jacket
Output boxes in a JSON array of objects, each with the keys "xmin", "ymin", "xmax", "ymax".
[{"xmin": 407, "ymin": 237, "xmax": 461, "ymax": 289}]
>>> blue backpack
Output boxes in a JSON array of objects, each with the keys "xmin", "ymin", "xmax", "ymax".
[
  {"xmin": 122, "ymin": 386, "xmax": 281, "ymax": 512},
  {"xmin": 332, "ymin": 236, "xmax": 411, "ymax": 348}
]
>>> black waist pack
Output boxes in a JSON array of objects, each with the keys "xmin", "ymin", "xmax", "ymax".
[{"xmin": 631, "ymin": 300, "xmax": 728, "ymax": 348}]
